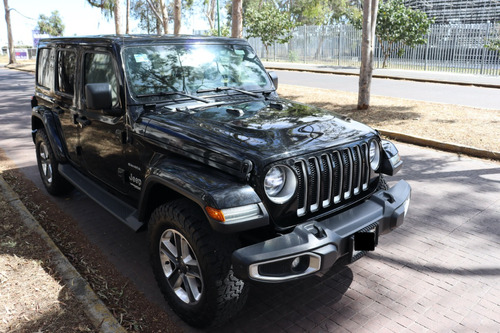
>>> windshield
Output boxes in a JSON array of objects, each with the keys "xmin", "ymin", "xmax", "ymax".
[{"xmin": 123, "ymin": 43, "xmax": 273, "ymax": 101}]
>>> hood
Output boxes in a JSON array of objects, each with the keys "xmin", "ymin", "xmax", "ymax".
[{"xmin": 142, "ymin": 98, "xmax": 376, "ymax": 171}]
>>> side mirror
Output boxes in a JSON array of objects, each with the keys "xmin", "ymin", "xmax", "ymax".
[
  {"xmin": 85, "ymin": 83, "xmax": 112, "ymax": 110},
  {"xmin": 85, "ymin": 83, "xmax": 123, "ymax": 117},
  {"xmin": 268, "ymin": 71, "xmax": 278, "ymax": 90}
]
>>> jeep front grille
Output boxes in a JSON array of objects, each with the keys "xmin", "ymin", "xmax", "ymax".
[{"xmin": 294, "ymin": 143, "xmax": 371, "ymax": 217}]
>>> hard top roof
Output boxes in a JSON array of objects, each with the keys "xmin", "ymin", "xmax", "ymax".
[{"xmin": 37, "ymin": 34, "xmax": 248, "ymax": 47}]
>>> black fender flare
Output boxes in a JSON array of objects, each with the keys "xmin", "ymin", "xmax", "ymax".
[
  {"xmin": 138, "ymin": 157, "xmax": 269, "ymax": 233},
  {"xmin": 32, "ymin": 106, "xmax": 67, "ymax": 163}
]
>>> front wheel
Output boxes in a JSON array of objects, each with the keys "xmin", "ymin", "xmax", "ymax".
[{"xmin": 148, "ymin": 199, "xmax": 248, "ymax": 328}]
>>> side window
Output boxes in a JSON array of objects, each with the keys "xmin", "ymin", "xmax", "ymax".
[
  {"xmin": 37, "ymin": 48, "xmax": 54, "ymax": 89},
  {"xmin": 57, "ymin": 50, "xmax": 76, "ymax": 95},
  {"xmin": 84, "ymin": 53, "xmax": 119, "ymax": 107}
]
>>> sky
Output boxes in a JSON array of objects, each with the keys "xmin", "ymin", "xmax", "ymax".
[{"xmin": 1, "ymin": 0, "xmax": 210, "ymax": 47}]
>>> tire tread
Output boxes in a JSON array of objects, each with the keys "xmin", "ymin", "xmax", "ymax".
[{"xmin": 148, "ymin": 199, "xmax": 248, "ymax": 328}]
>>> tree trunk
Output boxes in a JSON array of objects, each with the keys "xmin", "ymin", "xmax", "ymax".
[
  {"xmin": 114, "ymin": 0, "xmax": 122, "ymax": 34},
  {"xmin": 3, "ymin": 0, "xmax": 16, "ymax": 64},
  {"xmin": 145, "ymin": 0, "xmax": 168, "ymax": 34},
  {"xmin": 126, "ymin": 0, "xmax": 130, "ymax": 34},
  {"xmin": 314, "ymin": 26, "xmax": 326, "ymax": 60},
  {"xmin": 231, "ymin": 0, "xmax": 243, "ymax": 38},
  {"xmin": 156, "ymin": 18, "xmax": 162, "ymax": 35},
  {"xmin": 357, "ymin": 0, "xmax": 379, "ymax": 110},
  {"xmin": 160, "ymin": 0, "xmax": 168, "ymax": 34},
  {"xmin": 174, "ymin": 0, "xmax": 181, "ymax": 34},
  {"xmin": 205, "ymin": 0, "xmax": 216, "ymax": 30}
]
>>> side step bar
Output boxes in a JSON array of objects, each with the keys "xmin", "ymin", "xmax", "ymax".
[{"xmin": 58, "ymin": 164, "xmax": 143, "ymax": 231}]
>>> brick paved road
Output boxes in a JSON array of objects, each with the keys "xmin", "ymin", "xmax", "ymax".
[
  {"xmin": 1, "ymin": 68, "xmax": 499, "ymax": 332},
  {"xmin": 218, "ymin": 144, "xmax": 500, "ymax": 333}
]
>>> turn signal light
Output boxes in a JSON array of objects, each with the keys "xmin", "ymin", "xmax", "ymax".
[{"xmin": 205, "ymin": 206, "xmax": 225, "ymax": 222}]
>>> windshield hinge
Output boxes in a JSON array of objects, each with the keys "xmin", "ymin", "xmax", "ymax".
[{"xmin": 241, "ymin": 159, "xmax": 254, "ymax": 181}]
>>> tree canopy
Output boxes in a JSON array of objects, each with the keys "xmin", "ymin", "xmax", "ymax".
[
  {"xmin": 374, "ymin": 0, "xmax": 433, "ymax": 67},
  {"xmin": 244, "ymin": 2, "xmax": 296, "ymax": 59},
  {"xmin": 37, "ymin": 10, "xmax": 65, "ymax": 36},
  {"xmin": 291, "ymin": 0, "xmax": 361, "ymax": 25}
]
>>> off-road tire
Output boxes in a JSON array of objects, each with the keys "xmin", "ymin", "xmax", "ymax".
[
  {"xmin": 148, "ymin": 199, "xmax": 249, "ymax": 328},
  {"xmin": 35, "ymin": 129, "xmax": 73, "ymax": 196}
]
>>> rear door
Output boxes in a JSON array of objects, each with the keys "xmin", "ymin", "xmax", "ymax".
[{"xmin": 54, "ymin": 47, "xmax": 81, "ymax": 165}]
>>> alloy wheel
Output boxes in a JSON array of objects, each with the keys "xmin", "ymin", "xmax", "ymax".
[
  {"xmin": 39, "ymin": 141, "xmax": 53, "ymax": 184},
  {"xmin": 159, "ymin": 229, "xmax": 204, "ymax": 304}
]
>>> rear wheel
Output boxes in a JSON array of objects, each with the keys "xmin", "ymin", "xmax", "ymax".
[
  {"xmin": 149, "ymin": 199, "xmax": 248, "ymax": 328},
  {"xmin": 35, "ymin": 129, "xmax": 72, "ymax": 195}
]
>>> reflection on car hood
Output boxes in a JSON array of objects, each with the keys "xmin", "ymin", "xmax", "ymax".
[{"xmin": 143, "ymin": 98, "xmax": 377, "ymax": 168}]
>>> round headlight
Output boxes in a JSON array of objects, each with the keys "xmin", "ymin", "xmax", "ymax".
[
  {"xmin": 264, "ymin": 165, "xmax": 297, "ymax": 204},
  {"xmin": 369, "ymin": 140, "xmax": 381, "ymax": 171}
]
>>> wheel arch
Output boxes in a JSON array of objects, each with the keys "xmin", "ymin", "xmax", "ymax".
[
  {"xmin": 138, "ymin": 163, "xmax": 268, "ymax": 233},
  {"xmin": 138, "ymin": 177, "xmax": 204, "ymax": 226},
  {"xmin": 31, "ymin": 107, "xmax": 67, "ymax": 163}
]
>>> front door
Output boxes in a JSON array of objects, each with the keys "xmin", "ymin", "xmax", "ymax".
[{"xmin": 78, "ymin": 51, "xmax": 127, "ymax": 193}]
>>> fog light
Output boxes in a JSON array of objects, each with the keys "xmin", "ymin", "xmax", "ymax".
[{"xmin": 291, "ymin": 257, "xmax": 300, "ymax": 269}]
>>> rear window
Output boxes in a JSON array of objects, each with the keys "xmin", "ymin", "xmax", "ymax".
[
  {"xmin": 37, "ymin": 48, "xmax": 54, "ymax": 89},
  {"xmin": 57, "ymin": 50, "xmax": 76, "ymax": 95}
]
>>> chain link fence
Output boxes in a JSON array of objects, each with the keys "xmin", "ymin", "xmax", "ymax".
[{"xmin": 247, "ymin": 23, "xmax": 500, "ymax": 76}]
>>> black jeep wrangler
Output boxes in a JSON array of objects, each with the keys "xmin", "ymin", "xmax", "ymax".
[{"xmin": 32, "ymin": 35, "xmax": 411, "ymax": 328}]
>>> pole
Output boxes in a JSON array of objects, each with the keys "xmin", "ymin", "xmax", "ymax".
[{"xmin": 217, "ymin": 0, "xmax": 220, "ymax": 36}]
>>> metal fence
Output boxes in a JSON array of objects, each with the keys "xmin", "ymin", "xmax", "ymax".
[{"xmin": 247, "ymin": 23, "xmax": 500, "ymax": 76}]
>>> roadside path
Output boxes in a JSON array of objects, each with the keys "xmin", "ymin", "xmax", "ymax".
[
  {"xmin": 264, "ymin": 62, "xmax": 500, "ymax": 110},
  {"xmin": 263, "ymin": 61, "xmax": 500, "ymax": 89}
]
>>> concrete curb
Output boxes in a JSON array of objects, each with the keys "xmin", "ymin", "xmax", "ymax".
[
  {"xmin": 3, "ymin": 63, "xmax": 35, "ymax": 74},
  {"xmin": 379, "ymin": 129, "xmax": 500, "ymax": 161},
  {"xmin": 0, "ymin": 175, "xmax": 127, "ymax": 333}
]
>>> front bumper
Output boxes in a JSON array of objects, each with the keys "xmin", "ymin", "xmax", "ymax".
[{"xmin": 232, "ymin": 180, "xmax": 411, "ymax": 282}]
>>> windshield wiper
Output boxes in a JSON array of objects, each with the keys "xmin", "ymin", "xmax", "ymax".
[
  {"xmin": 137, "ymin": 91, "xmax": 211, "ymax": 103},
  {"xmin": 197, "ymin": 86, "xmax": 260, "ymax": 98}
]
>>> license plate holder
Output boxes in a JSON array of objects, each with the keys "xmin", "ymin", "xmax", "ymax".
[{"xmin": 350, "ymin": 224, "xmax": 379, "ymax": 262}]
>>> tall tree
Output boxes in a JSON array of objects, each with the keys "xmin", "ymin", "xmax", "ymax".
[
  {"xmin": 357, "ymin": 0, "xmax": 379, "ymax": 110},
  {"xmin": 231, "ymin": 0, "xmax": 242, "ymax": 38},
  {"xmin": 37, "ymin": 10, "xmax": 65, "ymax": 36},
  {"xmin": 86, "ymin": 0, "xmax": 122, "ymax": 34},
  {"xmin": 174, "ymin": 0, "xmax": 181, "ymax": 34},
  {"xmin": 3, "ymin": 0, "xmax": 15, "ymax": 64}
]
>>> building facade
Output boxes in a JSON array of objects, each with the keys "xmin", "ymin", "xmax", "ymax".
[{"xmin": 404, "ymin": 0, "xmax": 500, "ymax": 24}]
